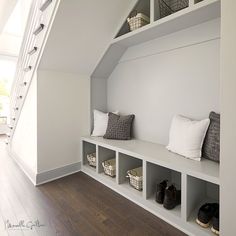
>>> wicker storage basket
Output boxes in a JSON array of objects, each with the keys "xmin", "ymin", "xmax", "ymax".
[
  {"xmin": 159, "ymin": 0, "xmax": 188, "ymax": 18},
  {"xmin": 127, "ymin": 11, "xmax": 150, "ymax": 31},
  {"xmin": 87, "ymin": 152, "xmax": 96, "ymax": 167},
  {"xmin": 102, "ymin": 158, "xmax": 116, "ymax": 177},
  {"xmin": 126, "ymin": 167, "xmax": 143, "ymax": 191}
]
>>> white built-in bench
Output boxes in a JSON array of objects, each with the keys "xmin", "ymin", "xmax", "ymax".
[{"xmin": 81, "ymin": 136, "xmax": 219, "ymax": 236}]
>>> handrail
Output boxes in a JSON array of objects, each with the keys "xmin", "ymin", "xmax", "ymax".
[
  {"xmin": 7, "ymin": 0, "xmax": 60, "ymax": 145},
  {"xmin": 28, "ymin": 47, "xmax": 38, "ymax": 55},
  {"xmin": 40, "ymin": 0, "xmax": 53, "ymax": 12},
  {"xmin": 33, "ymin": 23, "xmax": 45, "ymax": 35}
]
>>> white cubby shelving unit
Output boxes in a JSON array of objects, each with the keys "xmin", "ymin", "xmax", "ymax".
[
  {"xmin": 87, "ymin": 0, "xmax": 221, "ymax": 235},
  {"xmin": 92, "ymin": 0, "xmax": 220, "ymax": 79},
  {"xmin": 81, "ymin": 136, "xmax": 219, "ymax": 236}
]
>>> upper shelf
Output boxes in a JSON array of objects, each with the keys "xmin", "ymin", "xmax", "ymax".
[{"xmin": 92, "ymin": 0, "xmax": 220, "ymax": 79}]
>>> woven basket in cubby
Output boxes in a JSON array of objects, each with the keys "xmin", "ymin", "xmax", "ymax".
[
  {"xmin": 126, "ymin": 167, "xmax": 143, "ymax": 191},
  {"xmin": 102, "ymin": 158, "xmax": 116, "ymax": 177},
  {"xmin": 87, "ymin": 152, "xmax": 96, "ymax": 167},
  {"xmin": 127, "ymin": 11, "xmax": 150, "ymax": 31}
]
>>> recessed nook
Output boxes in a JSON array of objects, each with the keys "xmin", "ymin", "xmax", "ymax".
[
  {"xmin": 82, "ymin": 141, "xmax": 96, "ymax": 171},
  {"xmin": 154, "ymin": 0, "xmax": 189, "ymax": 21},
  {"xmin": 98, "ymin": 146, "xmax": 116, "ymax": 182},
  {"xmin": 145, "ymin": 162, "xmax": 182, "ymax": 218},
  {"xmin": 118, "ymin": 153, "xmax": 143, "ymax": 197},
  {"xmin": 116, "ymin": 0, "xmax": 150, "ymax": 38},
  {"xmin": 186, "ymin": 175, "xmax": 219, "ymax": 234}
]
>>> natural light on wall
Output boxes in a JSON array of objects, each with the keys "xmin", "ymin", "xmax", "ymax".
[
  {"xmin": 0, "ymin": 57, "xmax": 17, "ymax": 128},
  {"xmin": 0, "ymin": 0, "xmax": 31, "ymax": 134}
]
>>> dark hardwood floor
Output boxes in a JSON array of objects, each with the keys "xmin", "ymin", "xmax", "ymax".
[{"xmin": 0, "ymin": 136, "xmax": 186, "ymax": 236}]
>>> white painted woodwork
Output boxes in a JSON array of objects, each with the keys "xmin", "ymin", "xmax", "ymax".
[
  {"xmin": 92, "ymin": 0, "xmax": 220, "ymax": 79},
  {"xmin": 82, "ymin": 136, "xmax": 219, "ymax": 184},
  {"xmin": 82, "ymin": 136, "xmax": 219, "ymax": 236},
  {"xmin": 220, "ymin": 1, "xmax": 236, "ymax": 234},
  {"xmin": 9, "ymin": 0, "xmax": 60, "ymax": 147}
]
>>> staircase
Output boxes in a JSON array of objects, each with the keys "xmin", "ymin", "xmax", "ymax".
[
  {"xmin": 6, "ymin": 0, "xmax": 60, "ymax": 146},
  {"xmin": 5, "ymin": 0, "xmax": 138, "ymax": 185}
]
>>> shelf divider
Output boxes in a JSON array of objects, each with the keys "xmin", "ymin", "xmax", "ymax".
[
  {"xmin": 189, "ymin": 0, "xmax": 195, "ymax": 6},
  {"xmin": 150, "ymin": 0, "xmax": 155, "ymax": 22},
  {"xmin": 181, "ymin": 173, "xmax": 187, "ymax": 221}
]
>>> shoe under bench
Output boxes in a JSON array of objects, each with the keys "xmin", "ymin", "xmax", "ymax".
[{"xmin": 81, "ymin": 136, "xmax": 219, "ymax": 236}]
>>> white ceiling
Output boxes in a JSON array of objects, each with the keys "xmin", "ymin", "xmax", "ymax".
[
  {"xmin": 39, "ymin": 0, "xmax": 136, "ymax": 76},
  {"xmin": 0, "ymin": 0, "xmax": 17, "ymax": 34},
  {"xmin": 0, "ymin": 0, "xmax": 32, "ymax": 56}
]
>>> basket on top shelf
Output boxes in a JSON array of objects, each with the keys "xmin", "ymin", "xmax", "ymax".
[
  {"xmin": 126, "ymin": 167, "xmax": 143, "ymax": 191},
  {"xmin": 87, "ymin": 152, "xmax": 96, "ymax": 167},
  {"xmin": 159, "ymin": 0, "xmax": 188, "ymax": 18},
  {"xmin": 127, "ymin": 10, "xmax": 150, "ymax": 32},
  {"xmin": 102, "ymin": 158, "xmax": 116, "ymax": 177}
]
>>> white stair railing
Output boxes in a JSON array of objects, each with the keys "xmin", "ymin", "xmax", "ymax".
[{"xmin": 6, "ymin": 0, "xmax": 60, "ymax": 145}]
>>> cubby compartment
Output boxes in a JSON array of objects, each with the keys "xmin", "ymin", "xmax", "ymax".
[
  {"xmin": 154, "ymin": 0, "xmax": 189, "ymax": 21},
  {"xmin": 116, "ymin": 0, "xmax": 150, "ymax": 38},
  {"xmin": 98, "ymin": 146, "xmax": 116, "ymax": 181},
  {"xmin": 186, "ymin": 175, "xmax": 219, "ymax": 234},
  {"xmin": 82, "ymin": 141, "xmax": 96, "ymax": 171},
  {"xmin": 195, "ymin": 0, "xmax": 204, "ymax": 3},
  {"xmin": 118, "ymin": 153, "xmax": 143, "ymax": 197},
  {"xmin": 146, "ymin": 162, "xmax": 181, "ymax": 218}
]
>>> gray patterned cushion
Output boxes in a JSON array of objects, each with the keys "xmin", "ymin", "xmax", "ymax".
[
  {"xmin": 104, "ymin": 113, "xmax": 135, "ymax": 140},
  {"xmin": 202, "ymin": 112, "xmax": 220, "ymax": 162}
]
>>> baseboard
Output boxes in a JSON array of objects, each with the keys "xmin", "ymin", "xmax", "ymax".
[
  {"xmin": 7, "ymin": 147, "xmax": 37, "ymax": 185},
  {"xmin": 36, "ymin": 162, "xmax": 81, "ymax": 186},
  {"xmin": 7, "ymin": 147, "xmax": 81, "ymax": 186}
]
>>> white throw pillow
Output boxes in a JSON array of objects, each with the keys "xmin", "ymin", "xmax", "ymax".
[
  {"xmin": 166, "ymin": 115, "xmax": 210, "ymax": 161},
  {"xmin": 91, "ymin": 110, "xmax": 118, "ymax": 137}
]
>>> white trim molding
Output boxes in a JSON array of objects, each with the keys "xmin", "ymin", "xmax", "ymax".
[
  {"xmin": 7, "ymin": 146, "xmax": 81, "ymax": 186},
  {"xmin": 7, "ymin": 147, "xmax": 37, "ymax": 185},
  {"xmin": 36, "ymin": 162, "xmax": 81, "ymax": 186}
]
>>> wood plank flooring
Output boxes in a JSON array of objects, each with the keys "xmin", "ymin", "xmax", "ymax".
[{"xmin": 0, "ymin": 135, "xmax": 186, "ymax": 236}]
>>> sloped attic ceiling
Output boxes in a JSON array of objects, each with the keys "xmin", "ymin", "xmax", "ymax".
[{"xmin": 39, "ymin": 0, "xmax": 137, "ymax": 76}]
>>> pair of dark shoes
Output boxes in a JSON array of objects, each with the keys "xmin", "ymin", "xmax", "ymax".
[
  {"xmin": 155, "ymin": 180, "xmax": 181, "ymax": 210},
  {"xmin": 196, "ymin": 203, "xmax": 219, "ymax": 235}
]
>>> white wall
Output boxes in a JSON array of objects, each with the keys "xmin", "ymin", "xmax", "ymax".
[
  {"xmin": 220, "ymin": 1, "xmax": 236, "ymax": 235},
  {"xmin": 11, "ymin": 74, "xmax": 37, "ymax": 179},
  {"xmin": 90, "ymin": 77, "xmax": 107, "ymax": 131},
  {"xmin": 37, "ymin": 70, "xmax": 90, "ymax": 173},
  {"xmin": 107, "ymin": 19, "xmax": 220, "ymax": 145},
  {"xmin": 91, "ymin": 77, "xmax": 107, "ymax": 113}
]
